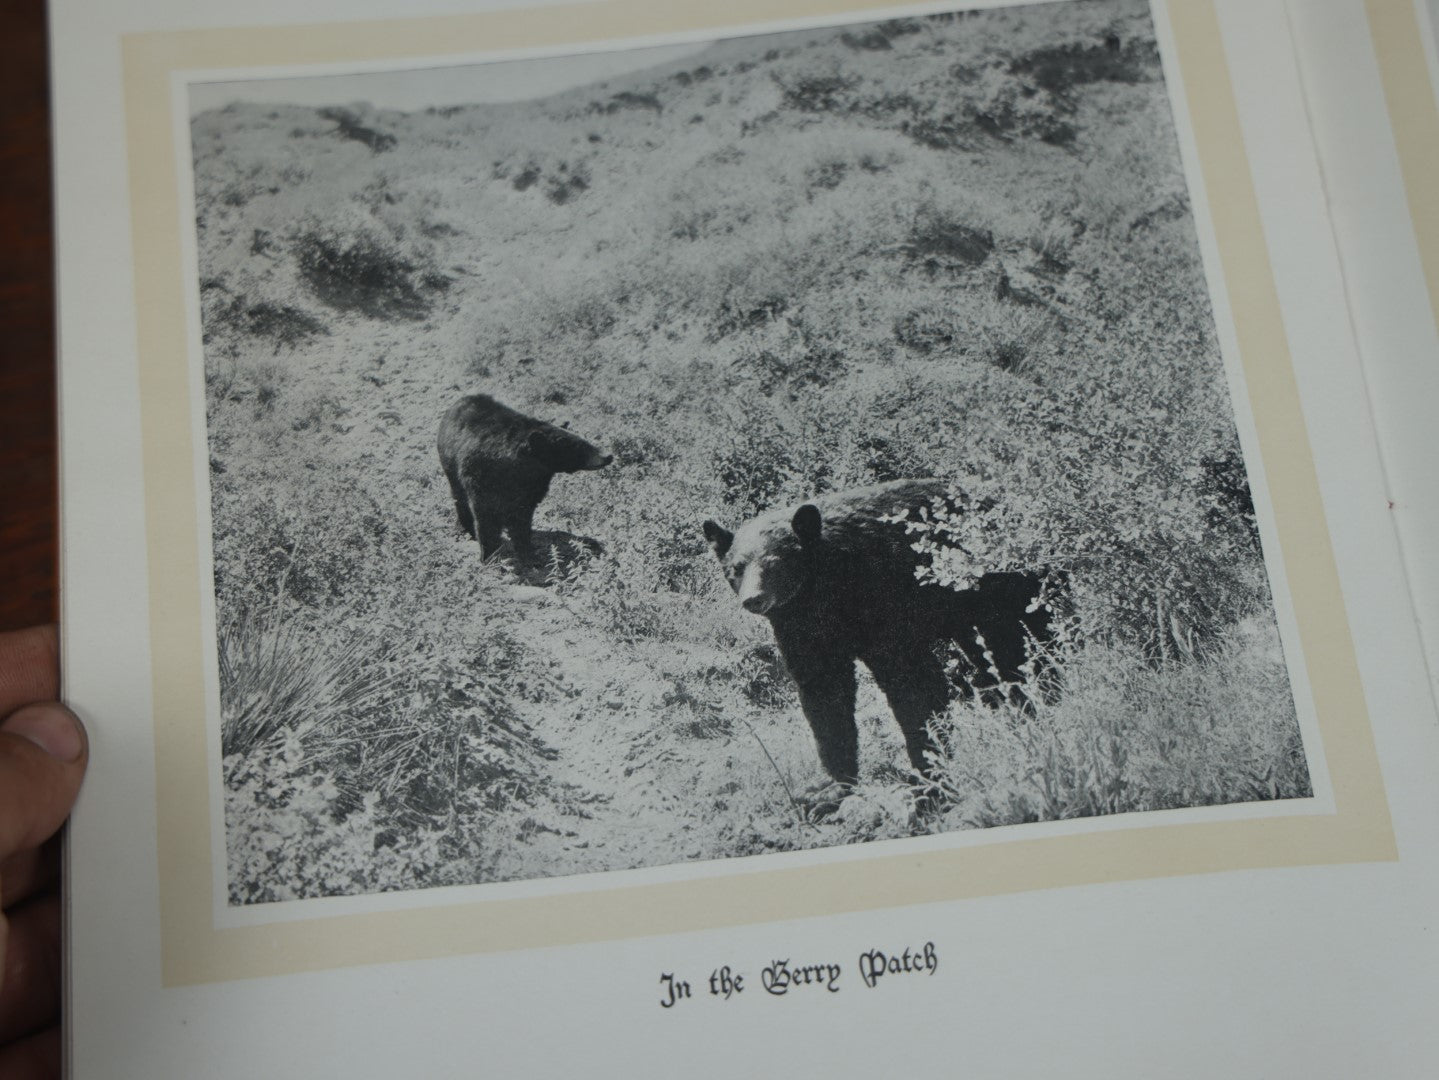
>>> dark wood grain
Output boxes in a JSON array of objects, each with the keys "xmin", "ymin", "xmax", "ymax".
[{"xmin": 0, "ymin": 0, "xmax": 58, "ymax": 632}]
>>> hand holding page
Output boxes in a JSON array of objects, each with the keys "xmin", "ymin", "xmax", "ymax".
[{"xmin": 0, "ymin": 626, "xmax": 86, "ymax": 1079}]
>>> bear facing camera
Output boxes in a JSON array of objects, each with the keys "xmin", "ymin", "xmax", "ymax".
[
  {"xmin": 703, "ymin": 479, "xmax": 1058, "ymax": 793},
  {"xmin": 438, "ymin": 393, "xmax": 612, "ymax": 561}
]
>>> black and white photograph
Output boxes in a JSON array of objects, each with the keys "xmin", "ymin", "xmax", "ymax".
[{"xmin": 191, "ymin": 0, "xmax": 1313, "ymax": 906}]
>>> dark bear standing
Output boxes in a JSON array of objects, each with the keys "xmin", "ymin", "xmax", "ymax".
[
  {"xmin": 438, "ymin": 394, "xmax": 612, "ymax": 560},
  {"xmin": 703, "ymin": 479, "xmax": 1058, "ymax": 787}
]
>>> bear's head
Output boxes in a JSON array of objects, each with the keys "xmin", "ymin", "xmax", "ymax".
[
  {"xmin": 702, "ymin": 503, "xmax": 823, "ymax": 617},
  {"xmin": 526, "ymin": 425, "xmax": 613, "ymax": 473}
]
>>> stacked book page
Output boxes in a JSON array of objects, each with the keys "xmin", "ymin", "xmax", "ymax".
[{"xmin": 50, "ymin": 0, "xmax": 1439, "ymax": 1075}]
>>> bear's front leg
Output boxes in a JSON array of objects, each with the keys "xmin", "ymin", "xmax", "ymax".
[
  {"xmin": 475, "ymin": 512, "xmax": 503, "ymax": 560},
  {"xmin": 789, "ymin": 658, "xmax": 860, "ymax": 786},
  {"xmin": 863, "ymin": 647, "xmax": 949, "ymax": 777},
  {"xmin": 506, "ymin": 511, "xmax": 535, "ymax": 561},
  {"xmin": 445, "ymin": 473, "xmax": 476, "ymax": 539}
]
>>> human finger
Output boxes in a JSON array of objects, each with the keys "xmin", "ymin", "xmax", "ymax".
[
  {"xmin": 0, "ymin": 891, "xmax": 61, "ymax": 1045},
  {"xmin": 0, "ymin": 1025, "xmax": 60, "ymax": 1080},
  {"xmin": 0, "ymin": 626, "xmax": 58, "ymax": 717},
  {"xmin": 0, "ymin": 704, "xmax": 87, "ymax": 860},
  {"xmin": 1, "ymin": 836, "xmax": 59, "ymax": 909}
]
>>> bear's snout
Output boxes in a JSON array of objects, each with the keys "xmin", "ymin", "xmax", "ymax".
[
  {"xmin": 741, "ymin": 593, "xmax": 772, "ymax": 615},
  {"xmin": 582, "ymin": 449, "xmax": 613, "ymax": 470}
]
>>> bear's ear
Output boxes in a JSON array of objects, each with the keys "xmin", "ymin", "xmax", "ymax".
[
  {"xmin": 702, "ymin": 520, "xmax": 733, "ymax": 559},
  {"xmin": 792, "ymin": 503, "xmax": 822, "ymax": 546}
]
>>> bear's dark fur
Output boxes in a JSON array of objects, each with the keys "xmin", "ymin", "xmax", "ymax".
[
  {"xmin": 703, "ymin": 479, "xmax": 1058, "ymax": 786},
  {"xmin": 438, "ymin": 394, "xmax": 612, "ymax": 559}
]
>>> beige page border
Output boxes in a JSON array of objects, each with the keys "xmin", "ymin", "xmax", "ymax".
[
  {"xmin": 121, "ymin": 0, "xmax": 1394, "ymax": 987},
  {"xmin": 1368, "ymin": 0, "xmax": 1439, "ymax": 326}
]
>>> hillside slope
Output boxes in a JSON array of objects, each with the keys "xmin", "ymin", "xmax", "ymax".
[{"xmin": 198, "ymin": 0, "xmax": 1309, "ymax": 904}]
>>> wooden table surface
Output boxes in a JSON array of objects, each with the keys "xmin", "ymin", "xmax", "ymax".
[{"xmin": 0, "ymin": 0, "xmax": 57, "ymax": 633}]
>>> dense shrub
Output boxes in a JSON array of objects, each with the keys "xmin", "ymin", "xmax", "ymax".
[
  {"xmin": 200, "ymin": 290, "xmax": 330, "ymax": 352},
  {"xmin": 318, "ymin": 106, "xmax": 398, "ymax": 152},
  {"xmin": 921, "ymin": 625, "xmax": 1310, "ymax": 828},
  {"xmin": 897, "ymin": 390, "xmax": 1266, "ymax": 659},
  {"xmin": 294, "ymin": 211, "xmax": 438, "ymax": 319},
  {"xmin": 225, "ymin": 732, "xmax": 447, "ymax": 903}
]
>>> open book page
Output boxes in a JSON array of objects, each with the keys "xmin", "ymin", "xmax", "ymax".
[
  {"xmin": 1287, "ymin": 0, "xmax": 1439, "ymax": 705},
  {"xmin": 53, "ymin": 0, "xmax": 1439, "ymax": 1075}
]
